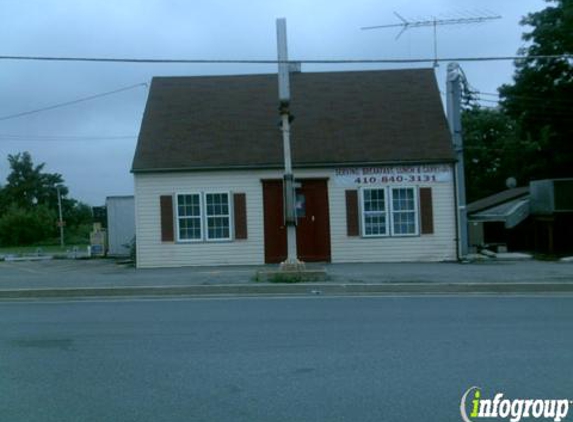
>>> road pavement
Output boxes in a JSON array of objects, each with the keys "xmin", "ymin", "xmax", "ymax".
[{"xmin": 1, "ymin": 296, "xmax": 572, "ymax": 421}]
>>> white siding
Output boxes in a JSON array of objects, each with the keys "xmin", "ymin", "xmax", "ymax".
[
  {"xmin": 106, "ymin": 196, "xmax": 135, "ymax": 256},
  {"xmin": 134, "ymin": 166, "xmax": 457, "ymax": 268},
  {"xmin": 135, "ymin": 171, "xmax": 269, "ymax": 268},
  {"xmin": 328, "ymin": 177, "xmax": 457, "ymax": 263}
]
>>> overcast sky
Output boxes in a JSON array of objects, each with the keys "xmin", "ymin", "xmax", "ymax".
[{"xmin": 0, "ymin": 0, "xmax": 545, "ymax": 205}]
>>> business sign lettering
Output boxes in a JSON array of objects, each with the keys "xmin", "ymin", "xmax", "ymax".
[{"xmin": 334, "ymin": 165, "xmax": 452, "ymax": 187}]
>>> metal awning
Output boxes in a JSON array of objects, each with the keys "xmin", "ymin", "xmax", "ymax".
[{"xmin": 468, "ymin": 199, "xmax": 530, "ymax": 229}]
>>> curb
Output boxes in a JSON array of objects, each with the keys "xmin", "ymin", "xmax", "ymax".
[{"xmin": 1, "ymin": 282, "xmax": 573, "ymax": 299}]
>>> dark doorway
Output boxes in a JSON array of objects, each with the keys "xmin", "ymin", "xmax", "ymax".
[{"xmin": 262, "ymin": 179, "xmax": 331, "ymax": 263}]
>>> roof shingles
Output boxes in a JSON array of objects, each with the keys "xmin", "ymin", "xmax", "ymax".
[{"xmin": 132, "ymin": 69, "xmax": 454, "ymax": 172}]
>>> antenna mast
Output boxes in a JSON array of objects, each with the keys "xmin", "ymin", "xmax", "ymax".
[{"xmin": 362, "ymin": 11, "xmax": 501, "ymax": 67}]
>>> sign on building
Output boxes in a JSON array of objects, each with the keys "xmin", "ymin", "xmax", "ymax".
[{"xmin": 333, "ymin": 165, "xmax": 452, "ymax": 187}]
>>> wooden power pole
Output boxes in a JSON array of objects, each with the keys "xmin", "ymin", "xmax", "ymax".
[{"xmin": 276, "ymin": 18, "xmax": 303, "ymax": 270}]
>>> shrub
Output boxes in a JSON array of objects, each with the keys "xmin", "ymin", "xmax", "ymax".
[{"xmin": 0, "ymin": 205, "xmax": 56, "ymax": 246}]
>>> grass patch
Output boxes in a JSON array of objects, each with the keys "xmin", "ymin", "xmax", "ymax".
[
  {"xmin": 254, "ymin": 270, "xmax": 328, "ymax": 283},
  {"xmin": 268, "ymin": 273, "xmax": 306, "ymax": 283},
  {"xmin": 253, "ymin": 272, "xmax": 306, "ymax": 283}
]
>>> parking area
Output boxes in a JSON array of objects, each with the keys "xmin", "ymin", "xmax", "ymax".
[
  {"xmin": 0, "ymin": 259, "xmax": 261, "ymax": 289},
  {"xmin": 0, "ymin": 258, "xmax": 572, "ymax": 290}
]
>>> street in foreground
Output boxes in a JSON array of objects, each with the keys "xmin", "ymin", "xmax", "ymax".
[{"xmin": 1, "ymin": 296, "xmax": 572, "ymax": 421}]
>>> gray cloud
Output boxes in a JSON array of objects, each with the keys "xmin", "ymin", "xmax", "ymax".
[{"xmin": 0, "ymin": 0, "xmax": 545, "ymax": 205}]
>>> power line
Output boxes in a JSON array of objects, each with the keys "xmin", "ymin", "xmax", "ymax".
[
  {"xmin": 0, "ymin": 54, "xmax": 571, "ymax": 65},
  {"xmin": 470, "ymin": 95, "xmax": 573, "ymax": 113},
  {"xmin": 471, "ymin": 97, "xmax": 501, "ymax": 104},
  {"xmin": 470, "ymin": 96, "xmax": 569, "ymax": 107},
  {"xmin": 467, "ymin": 106, "xmax": 573, "ymax": 122},
  {"xmin": 0, "ymin": 134, "xmax": 137, "ymax": 142},
  {"xmin": 0, "ymin": 134, "xmax": 136, "ymax": 138},
  {"xmin": 0, "ymin": 82, "xmax": 147, "ymax": 122},
  {"xmin": 474, "ymin": 91, "xmax": 502, "ymax": 97},
  {"xmin": 468, "ymin": 101, "xmax": 573, "ymax": 117},
  {"xmin": 470, "ymin": 90, "xmax": 573, "ymax": 105}
]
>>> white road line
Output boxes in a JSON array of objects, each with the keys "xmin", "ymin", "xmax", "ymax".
[{"xmin": 2, "ymin": 293, "xmax": 573, "ymax": 305}]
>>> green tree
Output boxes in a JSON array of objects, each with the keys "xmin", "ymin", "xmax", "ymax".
[
  {"xmin": 0, "ymin": 152, "xmax": 92, "ymax": 246},
  {"xmin": 463, "ymin": 107, "xmax": 515, "ymax": 201},
  {"xmin": 62, "ymin": 200, "xmax": 93, "ymax": 228},
  {"xmin": 0, "ymin": 152, "xmax": 67, "ymax": 212},
  {"xmin": 462, "ymin": 105, "xmax": 549, "ymax": 202},
  {"xmin": 499, "ymin": 0, "xmax": 573, "ymax": 179},
  {"xmin": 0, "ymin": 205, "xmax": 56, "ymax": 246}
]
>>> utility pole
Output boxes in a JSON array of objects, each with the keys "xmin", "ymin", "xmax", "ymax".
[
  {"xmin": 276, "ymin": 18, "xmax": 303, "ymax": 270},
  {"xmin": 447, "ymin": 62, "xmax": 468, "ymax": 259},
  {"xmin": 56, "ymin": 185, "xmax": 65, "ymax": 247}
]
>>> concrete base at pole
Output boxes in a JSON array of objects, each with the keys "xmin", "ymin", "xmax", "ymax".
[
  {"xmin": 279, "ymin": 259, "xmax": 306, "ymax": 272},
  {"xmin": 275, "ymin": 223, "xmax": 309, "ymax": 273},
  {"xmin": 254, "ymin": 258, "xmax": 328, "ymax": 284}
]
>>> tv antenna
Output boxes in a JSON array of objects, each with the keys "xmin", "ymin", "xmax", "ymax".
[{"xmin": 361, "ymin": 11, "xmax": 501, "ymax": 67}]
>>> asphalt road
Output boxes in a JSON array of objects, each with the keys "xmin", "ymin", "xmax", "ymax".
[{"xmin": 1, "ymin": 296, "xmax": 572, "ymax": 422}]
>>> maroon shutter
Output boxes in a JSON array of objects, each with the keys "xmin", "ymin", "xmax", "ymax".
[
  {"xmin": 233, "ymin": 193, "xmax": 247, "ymax": 239},
  {"xmin": 160, "ymin": 195, "xmax": 174, "ymax": 242},
  {"xmin": 345, "ymin": 190, "xmax": 360, "ymax": 236},
  {"xmin": 419, "ymin": 187, "xmax": 434, "ymax": 235}
]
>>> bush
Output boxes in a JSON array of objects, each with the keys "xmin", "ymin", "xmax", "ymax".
[
  {"xmin": 0, "ymin": 205, "xmax": 57, "ymax": 246},
  {"xmin": 65, "ymin": 223, "xmax": 91, "ymax": 244}
]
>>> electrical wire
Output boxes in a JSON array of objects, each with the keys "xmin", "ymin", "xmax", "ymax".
[
  {"xmin": 469, "ymin": 97, "xmax": 573, "ymax": 115},
  {"xmin": 0, "ymin": 82, "xmax": 148, "ymax": 122},
  {"xmin": 465, "ymin": 87, "xmax": 573, "ymax": 114},
  {"xmin": 0, "ymin": 134, "xmax": 135, "ymax": 139},
  {"xmin": 0, "ymin": 134, "xmax": 137, "ymax": 142},
  {"xmin": 469, "ymin": 90, "xmax": 573, "ymax": 104},
  {"xmin": 0, "ymin": 54, "xmax": 571, "ymax": 65}
]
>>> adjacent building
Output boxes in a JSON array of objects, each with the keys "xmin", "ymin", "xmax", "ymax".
[
  {"xmin": 106, "ymin": 195, "xmax": 135, "ymax": 257},
  {"xmin": 467, "ymin": 179, "xmax": 573, "ymax": 254}
]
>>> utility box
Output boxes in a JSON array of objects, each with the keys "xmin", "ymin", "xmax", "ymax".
[
  {"xmin": 530, "ymin": 179, "xmax": 573, "ymax": 215},
  {"xmin": 106, "ymin": 196, "xmax": 135, "ymax": 257},
  {"xmin": 90, "ymin": 223, "xmax": 107, "ymax": 256}
]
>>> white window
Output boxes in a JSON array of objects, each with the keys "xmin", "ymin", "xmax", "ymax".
[
  {"xmin": 390, "ymin": 187, "xmax": 418, "ymax": 236},
  {"xmin": 361, "ymin": 188, "xmax": 388, "ymax": 236},
  {"xmin": 360, "ymin": 187, "xmax": 419, "ymax": 237},
  {"xmin": 205, "ymin": 193, "xmax": 231, "ymax": 240},
  {"xmin": 176, "ymin": 192, "xmax": 232, "ymax": 242},
  {"xmin": 177, "ymin": 194, "xmax": 202, "ymax": 241}
]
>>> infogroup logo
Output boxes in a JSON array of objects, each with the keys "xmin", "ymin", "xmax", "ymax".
[{"xmin": 460, "ymin": 387, "xmax": 571, "ymax": 422}]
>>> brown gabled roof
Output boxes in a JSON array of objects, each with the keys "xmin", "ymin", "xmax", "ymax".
[{"xmin": 132, "ymin": 68, "xmax": 454, "ymax": 172}]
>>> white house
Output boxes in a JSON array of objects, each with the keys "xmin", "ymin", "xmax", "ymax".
[{"xmin": 132, "ymin": 69, "xmax": 457, "ymax": 268}]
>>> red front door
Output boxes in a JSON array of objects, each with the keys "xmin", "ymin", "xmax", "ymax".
[{"xmin": 262, "ymin": 179, "xmax": 331, "ymax": 263}]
